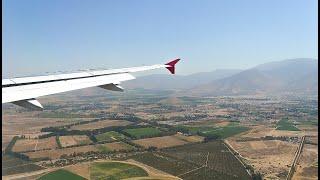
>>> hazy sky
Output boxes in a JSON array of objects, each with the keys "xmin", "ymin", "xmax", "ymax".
[{"xmin": 2, "ymin": 0, "xmax": 318, "ymax": 77}]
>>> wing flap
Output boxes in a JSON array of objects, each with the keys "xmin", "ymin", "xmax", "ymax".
[
  {"xmin": 99, "ymin": 84, "xmax": 124, "ymax": 92},
  {"xmin": 12, "ymin": 99, "xmax": 43, "ymax": 111}
]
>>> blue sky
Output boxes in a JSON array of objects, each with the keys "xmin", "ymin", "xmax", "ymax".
[{"xmin": 2, "ymin": 0, "xmax": 318, "ymax": 77}]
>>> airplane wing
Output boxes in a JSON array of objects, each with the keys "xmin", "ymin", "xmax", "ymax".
[{"xmin": 2, "ymin": 58, "xmax": 180, "ymax": 110}]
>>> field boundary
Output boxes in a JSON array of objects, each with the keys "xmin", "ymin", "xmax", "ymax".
[
  {"xmin": 286, "ymin": 136, "xmax": 305, "ymax": 180},
  {"xmin": 223, "ymin": 140, "xmax": 252, "ymax": 177}
]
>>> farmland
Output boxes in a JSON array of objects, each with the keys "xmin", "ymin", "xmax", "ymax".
[
  {"xmin": 95, "ymin": 131, "xmax": 127, "ymax": 142},
  {"xmin": 122, "ymin": 127, "xmax": 162, "ymax": 139},
  {"xmin": 227, "ymin": 139, "xmax": 298, "ymax": 179},
  {"xmin": 24, "ymin": 144, "xmax": 100, "ymax": 159},
  {"xmin": 12, "ymin": 137, "xmax": 58, "ymax": 152},
  {"xmin": 174, "ymin": 134, "xmax": 204, "ymax": 143},
  {"xmin": 59, "ymin": 135, "xmax": 92, "ymax": 147},
  {"xmin": 2, "ymin": 92, "xmax": 318, "ymax": 179},
  {"xmin": 276, "ymin": 118, "xmax": 300, "ymax": 131},
  {"xmin": 131, "ymin": 152, "xmax": 197, "ymax": 176},
  {"xmin": 292, "ymin": 144, "xmax": 318, "ymax": 180},
  {"xmin": 130, "ymin": 141, "xmax": 250, "ymax": 179},
  {"xmin": 70, "ymin": 120, "xmax": 132, "ymax": 131},
  {"xmin": 163, "ymin": 141, "xmax": 250, "ymax": 179},
  {"xmin": 97, "ymin": 142, "xmax": 135, "ymax": 152},
  {"xmin": 90, "ymin": 162, "xmax": 148, "ymax": 179},
  {"xmin": 175, "ymin": 123, "xmax": 250, "ymax": 139},
  {"xmin": 2, "ymin": 113, "xmax": 91, "ymax": 150},
  {"xmin": 2, "ymin": 155, "xmax": 44, "ymax": 176},
  {"xmin": 38, "ymin": 169, "xmax": 85, "ymax": 180},
  {"xmin": 132, "ymin": 135, "xmax": 189, "ymax": 148}
]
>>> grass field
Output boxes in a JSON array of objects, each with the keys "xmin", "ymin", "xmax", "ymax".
[
  {"xmin": 38, "ymin": 169, "xmax": 85, "ymax": 180},
  {"xmin": 2, "ymin": 155, "xmax": 44, "ymax": 176},
  {"xmin": 95, "ymin": 131, "xmax": 127, "ymax": 142},
  {"xmin": 122, "ymin": 127, "xmax": 162, "ymax": 139},
  {"xmin": 97, "ymin": 142, "xmax": 135, "ymax": 152},
  {"xmin": 132, "ymin": 135, "xmax": 189, "ymax": 149},
  {"xmin": 90, "ymin": 162, "xmax": 148, "ymax": 180},
  {"xmin": 276, "ymin": 118, "xmax": 300, "ymax": 131},
  {"xmin": 176, "ymin": 123, "xmax": 250, "ymax": 139},
  {"xmin": 199, "ymin": 126, "xmax": 250, "ymax": 139},
  {"xmin": 297, "ymin": 120, "xmax": 318, "ymax": 126}
]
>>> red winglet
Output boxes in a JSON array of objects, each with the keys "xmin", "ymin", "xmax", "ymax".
[{"xmin": 165, "ymin": 58, "xmax": 180, "ymax": 74}]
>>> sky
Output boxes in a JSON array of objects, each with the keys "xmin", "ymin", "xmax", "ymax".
[{"xmin": 2, "ymin": 0, "xmax": 318, "ymax": 77}]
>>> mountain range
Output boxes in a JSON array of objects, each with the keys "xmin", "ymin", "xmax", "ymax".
[{"xmin": 123, "ymin": 58, "xmax": 318, "ymax": 96}]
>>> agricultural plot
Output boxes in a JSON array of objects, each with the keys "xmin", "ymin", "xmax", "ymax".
[
  {"xmin": 176, "ymin": 123, "xmax": 250, "ymax": 139},
  {"xmin": 24, "ymin": 144, "xmax": 100, "ymax": 160},
  {"xmin": 174, "ymin": 134, "xmax": 204, "ymax": 143},
  {"xmin": 130, "ymin": 151, "xmax": 245, "ymax": 180},
  {"xmin": 90, "ymin": 162, "xmax": 148, "ymax": 180},
  {"xmin": 38, "ymin": 169, "xmax": 85, "ymax": 180},
  {"xmin": 12, "ymin": 137, "xmax": 58, "ymax": 152},
  {"xmin": 200, "ymin": 126, "xmax": 250, "ymax": 139},
  {"xmin": 24, "ymin": 141, "xmax": 134, "ymax": 160},
  {"xmin": 132, "ymin": 135, "xmax": 189, "ymax": 149},
  {"xmin": 131, "ymin": 152, "xmax": 197, "ymax": 176},
  {"xmin": 276, "ymin": 118, "xmax": 300, "ymax": 131},
  {"xmin": 163, "ymin": 141, "xmax": 251, "ymax": 179},
  {"xmin": 97, "ymin": 142, "xmax": 135, "ymax": 152},
  {"xmin": 122, "ymin": 127, "xmax": 162, "ymax": 139},
  {"xmin": 95, "ymin": 131, "xmax": 127, "ymax": 142},
  {"xmin": 70, "ymin": 120, "xmax": 132, "ymax": 131},
  {"xmin": 179, "ymin": 166, "xmax": 243, "ymax": 180},
  {"xmin": 2, "ymin": 155, "xmax": 44, "ymax": 176},
  {"xmin": 227, "ymin": 139, "xmax": 298, "ymax": 179},
  {"xmin": 65, "ymin": 164, "xmax": 90, "ymax": 180},
  {"xmin": 292, "ymin": 144, "xmax": 318, "ymax": 180},
  {"xmin": 59, "ymin": 135, "xmax": 92, "ymax": 147}
]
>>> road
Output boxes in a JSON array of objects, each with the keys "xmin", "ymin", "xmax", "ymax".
[{"xmin": 286, "ymin": 136, "xmax": 306, "ymax": 180}]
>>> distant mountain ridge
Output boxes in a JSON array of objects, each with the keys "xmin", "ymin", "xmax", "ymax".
[
  {"xmin": 188, "ymin": 58, "xmax": 318, "ymax": 96},
  {"xmin": 122, "ymin": 69, "xmax": 242, "ymax": 90},
  {"xmin": 124, "ymin": 58, "xmax": 318, "ymax": 96}
]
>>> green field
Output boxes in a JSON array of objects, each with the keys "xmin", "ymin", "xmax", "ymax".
[
  {"xmin": 122, "ymin": 127, "xmax": 162, "ymax": 138},
  {"xmin": 298, "ymin": 120, "xmax": 318, "ymax": 126},
  {"xmin": 96, "ymin": 145, "xmax": 111, "ymax": 153},
  {"xmin": 176, "ymin": 123, "xmax": 249, "ymax": 139},
  {"xmin": 2, "ymin": 155, "xmax": 44, "ymax": 176},
  {"xmin": 276, "ymin": 118, "xmax": 300, "ymax": 131},
  {"xmin": 199, "ymin": 126, "xmax": 250, "ymax": 139},
  {"xmin": 38, "ymin": 169, "xmax": 85, "ymax": 180},
  {"xmin": 95, "ymin": 131, "xmax": 127, "ymax": 142},
  {"xmin": 90, "ymin": 162, "xmax": 148, "ymax": 180},
  {"xmin": 96, "ymin": 142, "xmax": 135, "ymax": 153}
]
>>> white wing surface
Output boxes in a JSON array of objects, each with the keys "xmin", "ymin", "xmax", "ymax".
[{"xmin": 2, "ymin": 59, "xmax": 180, "ymax": 110}]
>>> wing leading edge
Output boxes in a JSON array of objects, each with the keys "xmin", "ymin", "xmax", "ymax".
[{"xmin": 2, "ymin": 58, "xmax": 180, "ymax": 110}]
